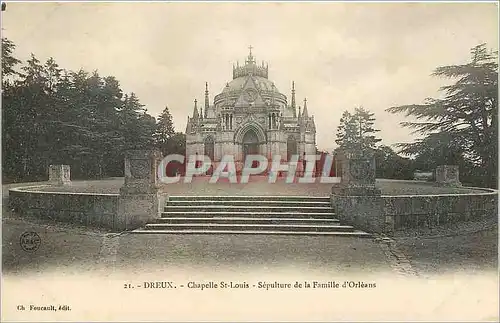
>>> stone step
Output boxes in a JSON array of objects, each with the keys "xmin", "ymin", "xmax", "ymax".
[
  {"xmin": 163, "ymin": 205, "xmax": 333, "ymax": 213},
  {"xmin": 143, "ymin": 223, "xmax": 355, "ymax": 232},
  {"xmin": 166, "ymin": 200, "xmax": 331, "ymax": 207},
  {"xmin": 167, "ymin": 195, "xmax": 331, "ymax": 203},
  {"xmin": 132, "ymin": 195, "xmax": 368, "ymax": 237},
  {"xmin": 131, "ymin": 229, "xmax": 372, "ymax": 237},
  {"xmin": 156, "ymin": 217, "xmax": 340, "ymax": 225},
  {"xmin": 161, "ymin": 211, "xmax": 335, "ymax": 219}
]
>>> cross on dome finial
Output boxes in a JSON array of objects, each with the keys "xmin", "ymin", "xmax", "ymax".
[{"xmin": 247, "ymin": 45, "xmax": 255, "ymax": 64}]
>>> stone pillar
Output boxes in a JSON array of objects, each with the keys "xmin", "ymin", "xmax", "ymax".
[
  {"xmin": 332, "ymin": 150, "xmax": 381, "ymax": 196},
  {"xmin": 331, "ymin": 149, "xmax": 387, "ymax": 234},
  {"xmin": 48, "ymin": 165, "xmax": 71, "ymax": 185},
  {"xmin": 117, "ymin": 150, "xmax": 165, "ymax": 230},
  {"xmin": 435, "ymin": 165, "xmax": 461, "ymax": 187}
]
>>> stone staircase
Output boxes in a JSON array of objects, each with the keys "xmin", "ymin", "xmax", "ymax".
[{"xmin": 132, "ymin": 196, "xmax": 371, "ymax": 237}]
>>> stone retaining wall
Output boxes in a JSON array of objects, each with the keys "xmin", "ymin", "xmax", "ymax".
[
  {"xmin": 383, "ymin": 191, "xmax": 498, "ymax": 233},
  {"xmin": 332, "ymin": 189, "xmax": 498, "ymax": 235},
  {"xmin": 9, "ymin": 185, "xmax": 121, "ymax": 230}
]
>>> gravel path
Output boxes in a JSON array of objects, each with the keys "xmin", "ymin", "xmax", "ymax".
[{"xmin": 393, "ymin": 217, "xmax": 498, "ymax": 277}]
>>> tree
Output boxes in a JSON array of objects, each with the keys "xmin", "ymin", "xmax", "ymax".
[
  {"xmin": 335, "ymin": 111, "xmax": 359, "ymax": 151},
  {"xmin": 335, "ymin": 107, "xmax": 381, "ymax": 151},
  {"xmin": 154, "ymin": 106, "xmax": 175, "ymax": 152},
  {"xmin": 163, "ymin": 132, "xmax": 186, "ymax": 156},
  {"xmin": 375, "ymin": 145, "xmax": 414, "ymax": 180},
  {"xmin": 1, "ymin": 38, "xmax": 22, "ymax": 82},
  {"xmin": 119, "ymin": 92, "xmax": 155, "ymax": 151},
  {"xmin": 386, "ymin": 43, "xmax": 498, "ymax": 187},
  {"xmin": 2, "ymin": 38, "xmax": 159, "ymax": 182},
  {"xmin": 354, "ymin": 106, "xmax": 382, "ymax": 150}
]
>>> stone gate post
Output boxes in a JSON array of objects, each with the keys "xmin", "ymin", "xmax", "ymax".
[
  {"xmin": 48, "ymin": 165, "xmax": 71, "ymax": 186},
  {"xmin": 331, "ymin": 149, "xmax": 387, "ymax": 234},
  {"xmin": 435, "ymin": 165, "xmax": 461, "ymax": 187},
  {"xmin": 117, "ymin": 150, "xmax": 165, "ymax": 230}
]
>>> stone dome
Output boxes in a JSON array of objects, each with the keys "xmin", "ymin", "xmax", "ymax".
[
  {"xmin": 222, "ymin": 75, "xmax": 280, "ymax": 93},
  {"xmin": 213, "ymin": 47, "xmax": 288, "ymax": 105}
]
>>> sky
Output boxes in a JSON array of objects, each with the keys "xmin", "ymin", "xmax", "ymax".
[{"xmin": 1, "ymin": 2, "xmax": 498, "ymax": 152}]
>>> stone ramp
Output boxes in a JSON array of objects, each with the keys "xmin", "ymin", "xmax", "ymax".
[{"xmin": 132, "ymin": 196, "xmax": 371, "ymax": 237}]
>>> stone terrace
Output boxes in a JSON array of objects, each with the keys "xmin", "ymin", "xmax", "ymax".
[{"xmin": 25, "ymin": 177, "xmax": 488, "ymax": 196}]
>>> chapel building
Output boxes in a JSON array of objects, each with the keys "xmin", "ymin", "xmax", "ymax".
[{"xmin": 185, "ymin": 48, "xmax": 316, "ymax": 169}]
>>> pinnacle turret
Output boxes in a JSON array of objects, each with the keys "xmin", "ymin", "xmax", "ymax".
[
  {"xmin": 204, "ymin": 82, "xmax": 209, "ymax": 118},
  {"xmin": 192, "ymin": 99, "xmax": 199, "ymax": 120},
  {"xmin": 302, "ymin": 98, "xmax": 309, "ymax": 118}
]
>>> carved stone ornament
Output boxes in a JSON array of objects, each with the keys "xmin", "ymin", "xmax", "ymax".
[
  {"xmin": 244, "ymin": 113, "xmax": 256, "ymax": 123},
  {"xmin": 129, "ymin": 159, "xmax": 150, "ymax": 179},
  {"xmin": 62, "ymin": 167, "xmax": 70, "ymax": 180},
  {"xmin": 244, "ymin": 88, "xmax": 258, "ymax": 103}
]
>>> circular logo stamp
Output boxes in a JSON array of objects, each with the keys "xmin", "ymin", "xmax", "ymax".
[{"xmin": 19, "ymin": 231, "xmax": 41, "ymax": 252}]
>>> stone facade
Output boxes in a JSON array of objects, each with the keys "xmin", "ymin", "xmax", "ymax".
[
  {"xmin": 185, "ymin": 48, "xmax": 316, "ymax": 170},
  {"xmin": 48, "ymin": 164, "xmax": 71, "ymax": 186},
  {"xmin": 435, "ymin": 165, "xmax": 461, "ymax": 187}
]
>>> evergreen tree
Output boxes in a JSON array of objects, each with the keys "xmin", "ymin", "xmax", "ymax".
[
  {"xmin": 155, "ymin": 107, "xmax": 175, "ymax": 145},
  {"xmin": 1, "ymin": 37, "xmax": 22, "ymax": 84},
  {"xmin": 119, "ymin": 92, "xmax": 155, "ymax": 150},
  {"xmin": 335, "ymin": 107, "xmax": 381, "ymax": 151},
  {"xmin": 386, "ymin": 43, "xmax": 498, "ymax": 187},
  {"xmin": 154, "ymin": 106, "xmax": 175, "ymax": 151},
  {"xmin": 163, "ymin": 132, "xmax": 186, "ymax": 156},
  {"xmin": 1, "ymin": 38, "xmax": 159, "ymax": 182},
  {"xmin": 354, "ymin": 106, "xmax": 382, "ymax": 150},
  {"xmin": 375, "ymin": 145, "xmax": 414, "ymax": 180},
  {"xmin": 335, "ymin": 111, "xmax": 359, "ymax": 151}
]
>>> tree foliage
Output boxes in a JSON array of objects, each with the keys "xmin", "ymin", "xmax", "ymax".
[
  {"xmin": 335, "ymin": 106, "xmax": 381, "ymax": 151},
  {"xmin": 162, "ymin": 132, "xmax": 186, "ymax": 156},
  {"xmin": 1, "ymin": 38, "xmax": 160, "ymax": 182},
  {"xmin": 154, "ymin": 106, "xmax": 176, "ymax": 154},
  {"xmin": 374, "ymin": 145, "xmax": 414, "ymax": 180},
  {"xmin": 1, "ymin": 38, "xmax": 21, "ymax": 81},
  {"xmin": 386, "ymin": 43, "xmax": 498, "ymax": 187}
]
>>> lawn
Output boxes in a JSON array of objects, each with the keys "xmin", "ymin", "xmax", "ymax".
[{"xmin": 19, "ymin": 177, "xmax": 490, "ymax": 196}]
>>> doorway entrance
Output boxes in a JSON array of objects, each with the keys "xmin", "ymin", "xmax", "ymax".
[{"xmin": 242, "ymin": 129, "xmax": 259, "ymax": 165}]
